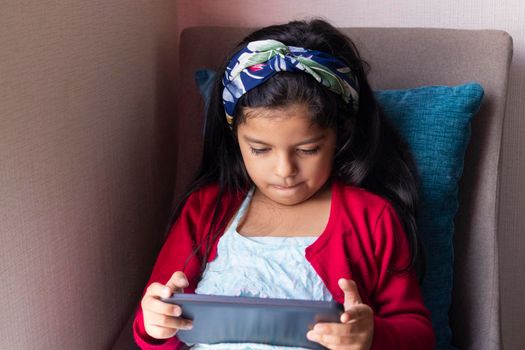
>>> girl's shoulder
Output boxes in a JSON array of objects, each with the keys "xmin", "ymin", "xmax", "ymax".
[
  {"xmin": 183, "ymin": 182, "xmax": 246, "ymax": 218},
  {"xmin": 334, "ymin": 180, "xmax": 393, "ymax": 216},
  {"xmin": 188, "ymin": 182, "xmax": 221, "ymax": 202},
  {"xmin": 333, "ymin": 181, "xmax": 404, "ymax": 240},
  {"xmin": 188, "ymin": 182, "xmax": 245, "ymax": 203},
  {"xmin": 335, "ymin": 180, "xmax": 391, "ymax": 207}
]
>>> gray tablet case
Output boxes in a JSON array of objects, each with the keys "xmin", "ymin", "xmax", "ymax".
[{"xmin": 161, "ymin": 293, "xmax": 344, "ymax": 349}]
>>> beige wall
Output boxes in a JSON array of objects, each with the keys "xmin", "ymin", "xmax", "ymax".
[
  {"xmin": 0, "ymin": 1, "xmax": 178, "ymax": 348},
  {"xmin": 175, "ymin": 0, "xmax": 525, "ymax": 349}
]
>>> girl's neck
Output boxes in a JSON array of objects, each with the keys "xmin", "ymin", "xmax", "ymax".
[{"xmin": 237, "ymin": 181, "xmax": 333, "ymax": 237}]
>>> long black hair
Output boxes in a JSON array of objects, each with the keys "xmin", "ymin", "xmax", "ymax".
[{"xmin": 167, "ymin": 19, "xmax": 424, "ymax": 280}]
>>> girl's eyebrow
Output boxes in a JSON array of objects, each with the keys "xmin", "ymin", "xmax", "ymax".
[{"xmin": 242, "ymin": 134, "xmax": 326, "ymax": 146}]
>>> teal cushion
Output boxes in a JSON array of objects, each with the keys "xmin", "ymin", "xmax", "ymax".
[
  {"xmin": 375, "ymin": 84, "xmax": 483, "ymax": 350},
  {"xmin": 194, "ymin": 69, "xmax": 483, "ymax": 349}
]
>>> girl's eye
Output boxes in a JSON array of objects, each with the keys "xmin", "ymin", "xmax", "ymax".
[
  {"xmin": 249, "ymin": 146, "xmax": 320, "ymax": 156},
  {"xmin": 298, "ymin": 147, "xmax": 320, "ymax": 155},
  {"xmin": 250, "ymin": 147, "xmax": 270, "ymax": 155}
]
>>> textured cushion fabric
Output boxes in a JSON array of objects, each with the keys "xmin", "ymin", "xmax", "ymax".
[
  {"xmin": 194, "ymin": 69, "xmax": 483, "ymax": 349},
  {"xmin": 374, "ymin": 84, "xmax": 484, "ymax": 349}
]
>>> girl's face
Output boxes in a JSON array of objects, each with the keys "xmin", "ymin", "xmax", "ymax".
[{"xmin": 236, "ymin": 103, "xmax": 337, "ymax": 206}]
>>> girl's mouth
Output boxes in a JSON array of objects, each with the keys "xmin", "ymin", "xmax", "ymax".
[{"xmin": 272, "ymin": 183, "xmax": 302, "ymax": 190}]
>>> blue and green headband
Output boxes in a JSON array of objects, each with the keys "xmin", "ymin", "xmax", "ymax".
[{"xmin": 222, "ymin": 39, "xmax": 360, "ymax": 126}]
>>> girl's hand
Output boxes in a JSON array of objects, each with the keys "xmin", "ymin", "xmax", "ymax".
[
  {"xmin": 306, "ymin": 278, "xmax": 374, "ymax": 350},
  {"xmin": 141, "ymin": 271, "xmax": 193, "ymax": 339}
]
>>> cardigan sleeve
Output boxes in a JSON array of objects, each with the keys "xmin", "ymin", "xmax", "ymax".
[
  {"xmin": 369, "ymin": 203, "xmax": 436, "ymax": 350},
  {"xmin": 133, "ymin": 189, "xmax": 205, "ymax": 350}
]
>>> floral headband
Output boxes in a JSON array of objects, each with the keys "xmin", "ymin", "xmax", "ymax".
[{"xmin": 221, "ymin": 39, "xmax": 360, "ymax": 127}]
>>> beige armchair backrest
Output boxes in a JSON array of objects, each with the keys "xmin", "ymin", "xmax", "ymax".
[
  {"xmin": 174, "ymin": 27, "xmax": 512, "ymax": 350},
  {"xmin": 114, "ymin": 27, "xmax": 512, "ymax": 349}
]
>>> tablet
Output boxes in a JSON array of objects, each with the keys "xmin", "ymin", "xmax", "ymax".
[{"xmin": 160, "ymin": 293, "xmax": 343, "ymax": 349}]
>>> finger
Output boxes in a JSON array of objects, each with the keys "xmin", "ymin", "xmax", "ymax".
[
  {"xmin": 142, "ymin": 295, "xmax": 183, "ymax": 317},
  {"xmin": 340, "ymin": 311, "xmax": 351, "ymax": 324},
  {"xmin": 144, "ymin": 324, "xmax": 177, "ymax": 340},
  {"xmin": 340, "ymin": 304, "xmax": 373, "ymax": 324},
  {"xmin": 312, "ymin": 322, "xmax": 352, "ymax": 336},
  {"xmin": 146, "ymin": 282, "xmax": 173, "ymax": 299},
  {"xmin": 146, "ymin": 311, "xmax": 193, "ymax": 330},
  {"xmin": 165, "ymin": 271, "xmax": 189, "ymax": 294},
  {"xmin": 307, "ymin": 330, "xmax": 351, "ymax": 348},
  {"xmin": 338, "ymin": 278, "xmax": 362, "ymax": 310}
]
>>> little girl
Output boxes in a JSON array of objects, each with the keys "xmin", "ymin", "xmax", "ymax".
[{"xmin": 133, "ymin": 19, "xmax": 435, "ymax": 350}]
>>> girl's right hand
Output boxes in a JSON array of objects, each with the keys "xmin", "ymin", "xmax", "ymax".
[{"xmin": 141, "ymin": 271, "xmax": 194, "ymax": 339}]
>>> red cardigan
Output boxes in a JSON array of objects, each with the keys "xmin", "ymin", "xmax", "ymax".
[{"xmin": 133, "ymin": 181, "xmax": 435, "ymax": 349}]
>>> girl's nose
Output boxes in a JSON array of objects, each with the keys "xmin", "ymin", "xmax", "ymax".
[{"xmin": 274, "ymin": 152, "xmax": 298, "ymax": 179}]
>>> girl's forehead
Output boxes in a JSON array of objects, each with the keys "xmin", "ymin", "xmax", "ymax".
[
  {"xmin": 241, "ymin": 105, "xmax": 314, "ymax": 129},
  {"xmin": 242, "ymin": 103, "xmax": 312, "ymax": 120},
  {"xmin": 237, "ymin": 105, "xmax": 334, "ymax": 144}
]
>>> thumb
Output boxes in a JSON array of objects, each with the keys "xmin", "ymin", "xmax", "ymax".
[
  {"xmin": 338, "ymin": 278, "xmax": 362, "ymax": 311},
  {"xmin": 164, "ymin": 271, "xmax": 189, "ymax": 296}
]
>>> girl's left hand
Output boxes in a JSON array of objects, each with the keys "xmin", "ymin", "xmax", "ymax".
[{"xmin": 306, "ymin": 278, "xmax": 374, "ymax": 350}]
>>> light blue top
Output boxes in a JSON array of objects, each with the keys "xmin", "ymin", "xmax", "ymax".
[{"xmin": 192, "ymin": 188, "xmax": 332, "ymax": 350}]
